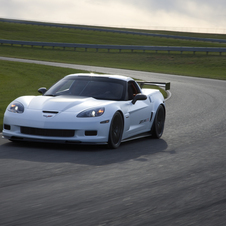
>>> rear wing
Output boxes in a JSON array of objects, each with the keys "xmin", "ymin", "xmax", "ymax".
[{"xmin": 137, "ymin": 81, "xmax": 171, "ymax": 91}]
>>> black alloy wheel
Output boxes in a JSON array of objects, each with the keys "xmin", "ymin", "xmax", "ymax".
[
  {"xmin": 108, "ymin": 112, "xmax": 123, "ymax": 149},
  {"xmin": 151, "ymin": 105, "xmax": 165, "ymax": 138}
]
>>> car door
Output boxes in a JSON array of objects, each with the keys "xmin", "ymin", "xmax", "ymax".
[{"xmin": 123, "ymin": 81, "xmax": 153, "ymax": 138}]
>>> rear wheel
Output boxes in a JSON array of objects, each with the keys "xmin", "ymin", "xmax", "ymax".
[
  {"xmin": 108, "ymin": 112, "xmax": 123, "ymax": 149},
  {"xmin": 151, "ymin": 105, "xmax": 165, "ymax": 138}
]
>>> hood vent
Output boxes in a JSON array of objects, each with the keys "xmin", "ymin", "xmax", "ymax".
[{"xmin": 43, "ymin": 111, "xmax": 59, "ymax": 114}]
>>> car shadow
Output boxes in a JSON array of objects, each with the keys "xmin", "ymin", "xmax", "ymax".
[{"xmin": 0, "ymin": 137, "xmax": 171, "ymax": 166}]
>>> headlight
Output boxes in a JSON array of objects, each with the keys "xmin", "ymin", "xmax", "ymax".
[
  {"xmin": 8, "ymin": 101, "xmax": 24, "ymax": 113},
  {"xmin": 77, "ymin": 107, "xmax": 105, "ymax": 117}
]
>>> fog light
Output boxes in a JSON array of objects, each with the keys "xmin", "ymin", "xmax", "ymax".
[
  {"xmin": 85, "ymin": 131, "xmax": 97, "ymax": 136},
  {"xmin": 4, "ymin": 124, "xmax": 11, "ymax": 130}
]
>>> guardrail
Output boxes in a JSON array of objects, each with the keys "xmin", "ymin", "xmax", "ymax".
[
  {"xmin": 1, "ymin": 18, "xmax": 226, "ymax": 44},
  {"xmin": 1, "ymin": 39, "xmax": 226, "ymax": 55}
]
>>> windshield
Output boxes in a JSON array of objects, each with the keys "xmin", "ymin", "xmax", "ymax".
[{"xmin": 44, "ymin": 76, "xmax": 126, "ymax": 101}]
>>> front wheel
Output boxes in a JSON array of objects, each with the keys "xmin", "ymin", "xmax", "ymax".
[
  {"xmin": 108, "ymin": 112, "xmax": 124, "ymax": 149},
  {"xmin": 151, "ymin": 105, "xmax": 165, "ymax": 139}
]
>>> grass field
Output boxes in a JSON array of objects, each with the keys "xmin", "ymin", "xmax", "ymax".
[
  {"xmin": 1, "ymin": 21, "xmax": 226, "ymax": 80},
  {"xmin": 1, "ymin": 20, "xmax": 226, "ymax": 79},
  {"xmin": 1, "ymin": 20, "xmax": 226, "ymax": 129},
  {"xmin": 1, "ymin": 22, "xmax": 226, "ymax": 47},
  {"xmin": 1, "ymin": 46, "xmax": 226, "ymax": 80}
]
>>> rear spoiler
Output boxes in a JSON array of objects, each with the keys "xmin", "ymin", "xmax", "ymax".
[{"xmin": 137, "ymin": 81, "xmax": 171, "ymax": 91}]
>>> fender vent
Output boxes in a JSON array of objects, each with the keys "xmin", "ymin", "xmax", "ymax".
[{"xmin": 150, "ymin": 112, "xmax": 154, "ymax": 121}]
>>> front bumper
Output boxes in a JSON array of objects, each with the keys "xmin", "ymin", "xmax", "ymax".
[{"xmin": 2, "ymin": 110, "xmax": 111, "ymax": 144}]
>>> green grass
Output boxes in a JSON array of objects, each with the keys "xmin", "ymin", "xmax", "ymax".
[
  {"xmin": 0, "ymin": 60, "xmax": 87, "ymax": 129},
  {"xmin": 1, "ymin": 22, "xmax": 226, "ymax": 47},
  {"xmin": 1, "ymin": 21, "xmax": 226, "ymax": 81},
  {"xmin": 1, "ymin": 45, "xmax": 226, "ymax": 80}
]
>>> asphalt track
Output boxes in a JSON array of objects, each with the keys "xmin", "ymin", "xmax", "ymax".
[{"xmin": 1, "ymin": 57, "xmax": 226, "ymax": 225}]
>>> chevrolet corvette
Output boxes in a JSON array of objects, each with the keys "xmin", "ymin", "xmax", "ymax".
[{"xmin": 2, "ymin": 73, "xmax": 170, "ymax": 148}]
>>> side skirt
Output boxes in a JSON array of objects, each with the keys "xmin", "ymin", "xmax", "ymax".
[{"xmin": 122, "ymin": 132, "xmax": 151, "ymax": 143}]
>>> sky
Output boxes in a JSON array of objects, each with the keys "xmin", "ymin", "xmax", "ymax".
[{"xmin": 1, "ymin": 0, "xmax": 226, "ymax": 33}]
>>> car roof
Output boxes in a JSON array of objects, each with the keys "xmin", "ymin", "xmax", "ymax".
[{"xmin": 65, "ymin": 73, "xmax": 134, "ymax": 82}]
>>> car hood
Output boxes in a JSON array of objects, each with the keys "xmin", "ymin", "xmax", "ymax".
[{"xmin": 18, "ymin": 95, "xmax": 111, "ymax": 113}]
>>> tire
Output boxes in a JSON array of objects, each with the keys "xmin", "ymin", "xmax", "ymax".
[
  {"xmin": 151, "ymin": 105, "xmax": 165, "ymax": 139},
  {"xmin": 108, "ymin": 112, "xmax": 124, "ymax": 149}
]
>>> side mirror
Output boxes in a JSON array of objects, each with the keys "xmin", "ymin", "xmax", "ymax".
[
  {"xmin": 131, "ymin": 94, "xmax": 147, "ymax": 104},
  {"xmin": 38, "ymin": 87, "xmax": 47, "ymax": 95}
]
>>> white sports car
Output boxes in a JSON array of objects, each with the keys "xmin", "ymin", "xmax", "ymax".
[{"xmin": 2, "ymin": 73, "xmax": 170, "ymax": 148}]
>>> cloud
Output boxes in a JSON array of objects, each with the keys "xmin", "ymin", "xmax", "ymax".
[{"xmin": 0, "ymin": 0, "xmax": 226, "ymax": 32}]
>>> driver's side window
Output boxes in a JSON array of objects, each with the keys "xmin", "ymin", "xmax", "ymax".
[{"xmin": 127, "ymin": 81, "xmax": 139, "ymax": 100}]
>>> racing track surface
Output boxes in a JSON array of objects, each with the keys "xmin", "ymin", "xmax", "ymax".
[{"xmin": 1, "ymin": 57, "xmax": 226, "ymax": 225}]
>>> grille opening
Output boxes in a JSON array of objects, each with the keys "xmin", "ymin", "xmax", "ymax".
[
  {"xmin": 85, "ymin": 131, "xmax": 97, "ymax": 136},
  {"xmin": 21, "ymin": 126, "xmax": 75, "ymax": 137},
  {"xmin": 4, "ymin": 124, "xmax": 11, "ymax": 130}
]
